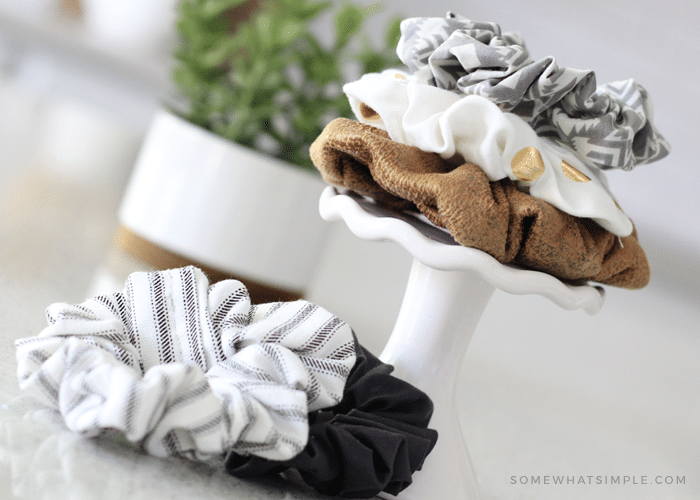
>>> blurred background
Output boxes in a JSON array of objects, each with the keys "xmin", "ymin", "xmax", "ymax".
[{"xmin": 0, "ymin": 0, "xmax": 698, "ymax": 499}]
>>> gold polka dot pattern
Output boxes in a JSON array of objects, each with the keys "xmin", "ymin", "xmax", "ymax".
[
  {"xmin": 511, "ymin": 147, "xmax": 546, "ymax": 181},
  {"xmin": 561, "ymin": 160, "xmax": 591, "ymax": 182}
]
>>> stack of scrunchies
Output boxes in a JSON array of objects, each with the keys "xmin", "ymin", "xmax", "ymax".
[
  {"xmin": 309, "ymin": 13, "xmax": 670, "ymax": 289},
  {"xmin": 15, "ymin": 266, "xmax": 437, "ymax": 498}
]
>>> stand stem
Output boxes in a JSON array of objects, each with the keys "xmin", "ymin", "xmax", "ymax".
[{"xmin": 379, "ymin": 259, "xmax": 495, "ymax": 500}]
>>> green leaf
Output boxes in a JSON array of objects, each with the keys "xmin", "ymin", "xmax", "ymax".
[
  {"xmin": 384, "ymin": 16, "xmax": 402, "ymax": 49},
  {"xmin": 306, "ymin": 53, "xmax": 340, "ymax": 85},
  {"xmin": 199, "ymin": 38, "xmax": 239, "ymax": 69},
  {"xmin": 334, "ymin": 3, "xmax": 364, "ymax": 49},
  {"xmin": 358, "ymin": 47, "xmax": 388, "ymax": 74},
  {"xmin": 278, "ymin": 19, "xmax": 306, "ymax": 45},
  {"xmin": 297, "ymin": 0, "xmax": 332, "ymax": 21},
  {"xmin": 172, "ymin": 0, "xmax": 405, "ymax": 168},
  {"xmin": 201, "ymin": 0, "xmax": 250, "ymax": 19}
]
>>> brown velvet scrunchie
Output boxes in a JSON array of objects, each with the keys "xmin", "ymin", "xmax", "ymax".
[{"xmin": 310, "ymin": 118, "xmax": 650, "ymax": 289}]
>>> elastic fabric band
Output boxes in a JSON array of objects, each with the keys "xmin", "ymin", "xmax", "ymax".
[
  {"xmin": 310, "ymin": 118, "xmax": 650, "ymax": 289},
  {"xmin": 225, "ymin": 340, "xmax": 438, "ymax": 499},
  {"xmin": 343, "ymin": 70, "xmax": 632, "ymax": 237},
  {"xmin": 15, "ymin": 266, "xmax": 356, "ymax": 461},
  {"xmin": 396, "ymin": 14, "xmax": 670, "ymax": 171}
]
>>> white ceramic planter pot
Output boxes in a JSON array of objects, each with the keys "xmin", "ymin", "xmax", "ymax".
[{"xmin": 118, "ymin": 109, "xmax": 329, "ymax": 300}]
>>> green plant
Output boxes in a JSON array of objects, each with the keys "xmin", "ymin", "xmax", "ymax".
[{"xmin": 173, "ymin": 0, "xmax": 402, "ymax": 169}]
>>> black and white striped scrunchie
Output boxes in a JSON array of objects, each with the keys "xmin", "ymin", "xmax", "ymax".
[
  {"xmin": 397, "ymin": 14, "xmax": 670, "ymax": 171},
  {"xmin": 15, "ymin": 266, "xmax": 356, "ymax": 461}
]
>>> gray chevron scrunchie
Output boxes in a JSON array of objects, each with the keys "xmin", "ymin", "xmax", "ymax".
[
  {"xmin": 15, "ymin": 266, "xmax": 356, "ymax": 461},
  {"xmin": 397, "ymin": 14, "xmax": 670, "ymax": 171}
]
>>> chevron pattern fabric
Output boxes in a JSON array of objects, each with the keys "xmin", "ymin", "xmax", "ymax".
[
  {"xmin": 397, "ymin": 14, "xmax": 670, "ymax": 171},
  {"xmin": 15, "ymin": 266, "xmax": 356, "ymax": 461}
]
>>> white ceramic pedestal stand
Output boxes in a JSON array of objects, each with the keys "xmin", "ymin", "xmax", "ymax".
[{"xmin": 318, "ymin": 187, "xmax": 605, "ymax": 500}]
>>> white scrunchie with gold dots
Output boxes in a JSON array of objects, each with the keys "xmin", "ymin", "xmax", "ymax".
[{"xmin": 344, "ymin": 70, "xmax": 632, "ymax": 237}]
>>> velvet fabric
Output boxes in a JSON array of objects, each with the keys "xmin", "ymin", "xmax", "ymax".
[
  {"xmin": 225, "ymin": 339, "xmax": 438, "ymax": 499},
  {"xmin": 310, "ymin": 118, "xmax": 650, "ymax": 289}
]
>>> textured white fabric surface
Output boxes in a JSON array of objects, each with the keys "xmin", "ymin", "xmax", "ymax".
[
  {"xmin": 344, "ymin": 70, "xmax": 633, "ymax": 237},
  {"xmin": 14, "ymin": 267, "xmax": 356, "ymax": 461}
]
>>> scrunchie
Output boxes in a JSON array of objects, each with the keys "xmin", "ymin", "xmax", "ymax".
[
  {"xmin": 225, "ymin": 339, "xmax": 438, "ymax": 499},
  {"xmin": 396, "ymin": 14, "xmax": 670, "ymax": 171},
  {"xmin": 15, "ymin": 266, "xmax": 356, "ymax": 461},
  {"xmin": 343, "ymin": 69, "xmax": 631, "ymax": 237},
  {"xmin": 311, "ymin": 118, "xmax": 650, "ymax": 289}
]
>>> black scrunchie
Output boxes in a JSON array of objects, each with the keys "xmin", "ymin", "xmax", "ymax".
[{"xmin": 224, "ymin": 339, "xmax": 438, "ymax": 498}]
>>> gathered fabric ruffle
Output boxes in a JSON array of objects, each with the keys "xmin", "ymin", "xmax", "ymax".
[
  {"xmin": 343, "ymin": 69, "xmax": 632, "ymax": 237},
  {"xmin": 225, "ymin": 339, "xmax": 438, "ymax": 498},
  {"xmin": 396, "ymin": 14, "xmax": 670, "ymax": 171},
  {"xmin": 15, "ymin": 266, "xmax": 356, "ymax": 461},
  {"xmin": 311, "ymin": 118, "xmax": 650, "ymax": 289}
]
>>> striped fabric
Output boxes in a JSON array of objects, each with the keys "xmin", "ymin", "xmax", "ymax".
[{"xmin": 15, "ymin": 267, "xmax": 356, "ymax": 461}]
